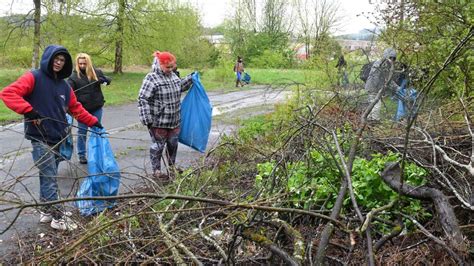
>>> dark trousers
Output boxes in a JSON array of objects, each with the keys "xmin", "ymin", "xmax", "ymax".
[{"xmin": 148, "ymin": 127, "xmax": 180, "ymax": 172}]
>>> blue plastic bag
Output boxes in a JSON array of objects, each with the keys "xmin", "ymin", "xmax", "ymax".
[
  {"xmin": 179, "ymin": 73, "xmax": 212, "ymax": 153},
  {"xmin": 59, "ymin": 114, "xmax": 73, "ymax": 160},
  {"xmin": 76, "ymin": 128, "xmax": 121, "ymax": 216},
  {"xmin": 242, "ymin": 72, "xmax": 251, "ymax": 84},
  {"xmin": 394, "ymin": 79, "xmax": 418, "ymax": 121}
]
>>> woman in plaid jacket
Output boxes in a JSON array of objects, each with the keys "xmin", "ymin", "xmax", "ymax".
[{"xmin": 138, "ymin": 51, "xmax": 194, "ymax": 179}]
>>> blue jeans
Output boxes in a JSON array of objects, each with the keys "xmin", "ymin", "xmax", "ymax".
[
  {"xmin": 77, "ymin": 108, "xmax": 102, "ymax": 158},
  {"xmin": 31, "ymin": 140, "xmax": 62, "ymax": 218},
  {"xmin": 236, "ymin": 71, "xmax": 242, "ymax": 81}
]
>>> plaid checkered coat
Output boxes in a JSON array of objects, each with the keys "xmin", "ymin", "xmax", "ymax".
[{"xmin": 138, "ymin": 59, "xmax": 193, "ymax": 128}]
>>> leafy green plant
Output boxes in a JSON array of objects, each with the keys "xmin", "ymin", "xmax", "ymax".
[
  {"xmin": 255, "ymin": 150, "xmax": 430, "ymax": 222},
  {"xmin": 350, "ymin": 152, "xmax": 427, "ymax": 212},
  {"xmin": 237, "ymin": 115, "xmax": 275, "ymax": 142}
]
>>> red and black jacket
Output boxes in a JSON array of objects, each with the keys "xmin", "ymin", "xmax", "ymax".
[{"xmin": 0, "ymin": 45, "xmax": 98, "ymax": 145}]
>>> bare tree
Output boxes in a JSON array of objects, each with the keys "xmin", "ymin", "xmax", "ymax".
[
  {"xmin": 293, "ymin": 0, "xmax": 343, "ymax": 58},
  {"xmin": 261, "ymin": 0, "xmax": 291, "ymax": 38},
  {"xmin": 32, "ymin": 0, "xmax": 41, "ymax": 69},
  {"xmin": 241, "ymin": 0, "xmax": 257, "ymax": 32}
]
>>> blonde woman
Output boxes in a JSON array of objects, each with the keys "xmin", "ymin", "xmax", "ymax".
[{"xmin": 67, "ymin": 53, "xmax": 111, "ymax": 164}]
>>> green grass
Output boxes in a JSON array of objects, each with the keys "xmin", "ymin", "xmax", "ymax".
[
  {"xmin": 0, "ymin": 67, "xmax": 330, "ymax": 124},
  {"xmin": 0, "ymin": 68, "xmax": 29, "ymax": 123}
]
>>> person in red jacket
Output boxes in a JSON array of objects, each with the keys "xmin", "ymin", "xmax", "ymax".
[{"xmin": 0, "ymin": 45, "xmax": 101, "ymax": 231}]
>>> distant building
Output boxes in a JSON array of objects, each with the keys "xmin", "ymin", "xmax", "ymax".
[
  {"xmin": 292, "ymin": 39, "xmax": 377, "ymax": 60},
  {"xmin": 293, "ymin": 43, "xmax": 312, "ymax": 60},
  {"xmin": 202, "ymin": 34, "xmax": 226, "ymax": 46},
  {"xmin": 336, "ymin": 39, "xmax": 374, "ymax": 52}
]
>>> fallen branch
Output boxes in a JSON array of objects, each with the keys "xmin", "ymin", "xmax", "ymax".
[
  {"xmin": 381, "ymin": 162, "xmax": 468, "ymax": 256},
  {"xmin": 374, "ymin": 216, "xmax": 404, "ymax": 252},
  {"xmin": 159, "ymin": 219, "xmax": 186, "ymax": 265},
  {"xmin": 269, "ymin": 218, "xmax": 305, "ymax": 265},
  {"xmin": 401, "ymin": 214, "xmax": 465, "ymax": 266},
  {"xmin": 242, "ymin": 228, "xmax": 299, "ymax": 266},
  {"xmin": 158, "ymin": 218, "xmax": 202, "ymax": 265},
  {"xmin": 0, "ymin": 193, "xmax": 345, "ymax": 236},
  {"xmin": 198, "ymin": 217, "xmax": 228, "ymax": 261},
  {"xmin": 358, "ymin": 200, "xmax": 397, "ymax": 233}
]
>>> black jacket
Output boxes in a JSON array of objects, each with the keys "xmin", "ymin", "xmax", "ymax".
[{"xmin": 67, "ymin": 68, "xmax": 110, "ymax": 112}]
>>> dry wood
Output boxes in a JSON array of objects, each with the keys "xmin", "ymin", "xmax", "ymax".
[{"xmin": 381, "ymin": 162, "xmax": 468, "ymax": 256}]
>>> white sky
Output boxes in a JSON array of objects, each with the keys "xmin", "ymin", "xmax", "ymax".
[
  {"xmin": 191, "ymin": 0, "xmax": 376, "ymax": 35},
  {"xmin": 1, "ymin": 0, "xmax": 376, "ymax": 35}
]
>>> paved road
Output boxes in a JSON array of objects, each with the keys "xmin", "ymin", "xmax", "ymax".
[{"xmin": 0, "ymin": 86, "xmax": 290, "ymax": 259}]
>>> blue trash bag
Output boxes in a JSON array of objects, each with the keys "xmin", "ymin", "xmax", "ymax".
[
  {"xmin": 242, "ymin": 72, "xmax": 251, "ymax": 84},
  {"xmin": 394, "ymin": 78, "xmax": 418, "ymax": 121},
  {"xmin": 76, "ymin": 127, "xmax": 121, "ymax": 216},
  {"xmin": 178, "ymin": 73, "xmax": 212, "ymax": 153},
  {"xmin": 59, "ymin": 114, "xmax": 73, "ymax": 160}
]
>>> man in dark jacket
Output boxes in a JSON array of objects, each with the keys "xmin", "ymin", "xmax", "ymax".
[
  {"xmin": 68, "ymin": 53, "xmax": 111, "ymax": 164},
  {"xmin": 0, "ymin": 45, "xmax": 102, "ymax": 231}
]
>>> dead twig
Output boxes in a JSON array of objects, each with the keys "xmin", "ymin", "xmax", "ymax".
[
  {"xmin": 242, "ymin": 228, "xmax": 299, "ymax": 266},
  {"xmin": 401, "ymin": 213, "xmax": 465, "ymax": 266}
]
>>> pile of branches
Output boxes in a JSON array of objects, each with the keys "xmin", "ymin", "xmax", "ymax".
[
  {"xmin": 375, "ymin": 97, "xmax": 474, "ymax": 216},
  {"xmin": 4, "ymin": 94, "xmax": 470, "ymax": 264}
]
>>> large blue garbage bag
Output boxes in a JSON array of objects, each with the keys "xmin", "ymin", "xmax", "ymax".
[
  {"xmin": 59, "ymin": 114, "xmax": 73, "ymax": 160},
  {"xmin": 179, "ymin": 73, "xmax": 212, "ymax": 153},
  {"xmin": 242, "ymin": 72, "xmax": 251, "ymax": 84},
  {"xmin": 394, "ymin": 79, "xmax": 418, "ymax": 121},
  {"xmin": 76, "ymin": 128, "xmax": 121, "ymax": 216}
]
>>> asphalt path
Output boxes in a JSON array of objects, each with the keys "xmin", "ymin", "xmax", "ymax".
[{"xmin": 0, "ymin": 86, "xmax": 291, "ymax": 259}]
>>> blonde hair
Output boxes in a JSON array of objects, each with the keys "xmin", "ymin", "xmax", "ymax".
[{"xmin": 75, "ymin": 53, "xmax": 98, "ymax": 81}]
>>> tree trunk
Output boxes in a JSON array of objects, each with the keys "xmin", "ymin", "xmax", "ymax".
[
  {"xmin": 32, "ymin": 0, "xmax": 41, "ymax": 69},
  {"xmin": 113, "ymin": 0, "xmax": 125, "ymax": 74}
]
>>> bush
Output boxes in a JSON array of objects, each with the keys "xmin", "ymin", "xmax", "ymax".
[
  {"xmin": 250, "ymin": 50, "xmax": 289, "ymax": 69},
  {"xmin": 2, "ymin": 47, "xmax": 32, "ymax": 68},
  {"xmin": 212, "ymin": 56, "xmax": 235, "ymax": 82},
  {"xmin": 255, "ymin": 151, "xmax": 431, "ymax": 231}
]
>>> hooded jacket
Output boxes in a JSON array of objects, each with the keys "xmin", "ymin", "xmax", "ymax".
[
  {"xmin": 364, "ymin": 48, "xmax": 399, "ymax": 94},
  {"xmin": 138, "ymin": 57, "xmax": 193, "ymax": 128},
  {"xmin": 0, "ymin": 45, "xmax": 98, "ymax": 145}
]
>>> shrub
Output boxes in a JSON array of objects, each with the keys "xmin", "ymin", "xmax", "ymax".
[
  {"xmin": 250, "ymin": 50, "xmax": 288, "ymax": 69},
  {"xmin": 255, "ymin": 151, "xmax": 431, "ymax": 226}
]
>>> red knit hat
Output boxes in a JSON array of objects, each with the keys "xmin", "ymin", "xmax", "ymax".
[{"xmin": 153, "ymin": 51, "xmax": 176, "ymax": 65}]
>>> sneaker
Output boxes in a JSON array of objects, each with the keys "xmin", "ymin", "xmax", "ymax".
[
  {"xmin": 50, "ymin": 217, "xmax": 78, "ymax": 231},
  {"xmin": 79, "ymin": 156, "xmax": 87, "ymax": 164},
  {"xmin": 39, "ymin": 211, "xmax": 52, "ymax": 223},
  {"xmin": 39, "ymin": 210, "xmax": 72, "ymax": 223}
]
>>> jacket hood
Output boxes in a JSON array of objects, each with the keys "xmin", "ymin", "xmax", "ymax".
[
  {"xmin": 382, "ymin": 48, "xmax": 397, "ymax": 60},
  {"xmin": 152, "ymin": 57, "xmax": 161, "ymax": 73},
  {"xmin": 40, "ymin": 45, "xmax": 73, "ymax": 79}
]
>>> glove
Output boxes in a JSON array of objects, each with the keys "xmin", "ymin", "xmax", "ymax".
[
  {"xmin": 99, "ymin": 77, "xmax": 110, "ymax": 85},
  {"xmin": 24, "ymin": 110, "xmax": 43, "ymax": 121},
  {"xmin": 93, "ymin": 121, "xmax": 103, "ymax": 129}
]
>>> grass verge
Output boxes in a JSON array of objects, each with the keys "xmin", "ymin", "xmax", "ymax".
[{"xmin": 0, "ymin": 67, "xmax": 329, "ymax": 123}]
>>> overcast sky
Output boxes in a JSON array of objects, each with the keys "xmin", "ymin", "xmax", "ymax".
[
  {"xmin": 191, "ymin": 0, "xmax": 376, "ymax": 34},
  {"xmin": 1, "ymin": 0, "xmax": 376, "ymax": 34}
]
